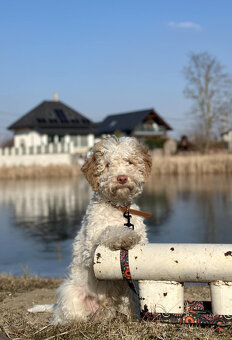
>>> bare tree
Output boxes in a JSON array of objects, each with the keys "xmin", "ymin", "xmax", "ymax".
[
  {"xmin": 217, "ymin": 100, "xmax": 232, "ymax": 135},
  {"xmin": 183, "ymin": 51, "xmax": 232, "ymax": 151}
]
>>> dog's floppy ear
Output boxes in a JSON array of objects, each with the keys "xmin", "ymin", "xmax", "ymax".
[
  {"xmin": 81, "ymin": 153, "xmax": 99, "ymax": 191},
  {"xmin": 137, "ymin": 143, "xmax": 152, "ymax": 182}
]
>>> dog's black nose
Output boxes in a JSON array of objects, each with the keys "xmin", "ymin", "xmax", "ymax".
[{"xmin": 117, "ymin": 175, "xmax": 128, "ymax": 184}]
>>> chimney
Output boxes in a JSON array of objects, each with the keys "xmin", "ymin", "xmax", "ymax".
[{"xmin": 53, "ymin": 92, "xmax": 59, "ymax": 102}]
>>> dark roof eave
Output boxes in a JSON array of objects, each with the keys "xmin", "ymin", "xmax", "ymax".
[
  {"xmin": 97, "ymin": 108, "xmax": 173, "ymax": 134},
  {"xmin": 7, "ymin": 100, "xmax": 94, "ymax": 130},
  {"xmin": 8, "ymin": 125, "xmax": 33, "ymax": 130},
  {"xmin": 36, "ymin": 127, "xmax": 95, "ymax": 136},
  {"xmin": 150, "ymin": 109, "xmax": 172, "ymax": 130}
]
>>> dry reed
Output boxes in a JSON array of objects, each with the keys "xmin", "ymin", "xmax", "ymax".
[
  {"xmin": 0, "ymin": 154, "xmax": 232, "ymax": 179},
  {"xmin": 151, "ymin": 153, "xmax": 232, "ymax": 175},
  {"xmin": 0, "ymin": 164, "xmax": 81, "ymax": 179}
]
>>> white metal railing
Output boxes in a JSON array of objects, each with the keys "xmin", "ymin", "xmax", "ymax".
[
  {"xmin": 133, "ymin": 130, "xmax": 165, "ymax": 136},
  {"xmin": 133, "ymin": 124, "xmax": 165, "ymax": 136},
  {"xmin": 94, "ymin": 243, "xmax": 232, "ymax": 315}
]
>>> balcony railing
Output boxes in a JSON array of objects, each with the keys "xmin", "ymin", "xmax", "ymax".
[{"xmin": 133, "ymin": 125, "xmax": 165, "ymax": 136}]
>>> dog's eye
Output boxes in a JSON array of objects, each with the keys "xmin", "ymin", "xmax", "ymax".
[
  {"xmin": 105, "ymin": 163, "xmax": 110, "ymax": 168},
  {"xmin": 127, "ymin": 160, "xmax": 134, "ymax": 165}
]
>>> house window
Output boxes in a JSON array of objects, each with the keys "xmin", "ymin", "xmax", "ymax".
[
  {"xmin": 152, "ymin": 122, "xmax": 159, "ymax": 131},
  {"xmin": 70, "ymin": 136, "xmax": 77, "ymax": 146},
  {"xmin": 48, "ymin": 135, "xmax": 54, "ymax": 143},
  {"xmin": 20, "ymin": 139, "xmax": 25, "ymax": 147},
  {"xmin": 82, "ymin": 118, "xmax": 90, "ymax": 124},
  {"xmin": 58, "ymin": 135, "xmax": 64, "ymax": 143},
  {"xmin": 80, "ymin": 136, "xmax": 88, "ymax": 147},
  {"xmin": 37, "ymin": 118, "xmax": 46, "ymax": 123}
]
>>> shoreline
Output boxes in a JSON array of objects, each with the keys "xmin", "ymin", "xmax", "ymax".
[
  {"xmin": 0, "ymin": 275, "xmax": 223, "ymax": 340},
  {"xmin": 0, "ymin": 153, "xmax": 232, "ymax": 179}
]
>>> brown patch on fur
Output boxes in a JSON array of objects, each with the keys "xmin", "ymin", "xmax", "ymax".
[
  {"xmin": 81, "ymin": 139, "xmax": 107, "ymax": 191},
  {"xmin": 81, "ymin": 153, "xmax": 100, "ymax": 191}
]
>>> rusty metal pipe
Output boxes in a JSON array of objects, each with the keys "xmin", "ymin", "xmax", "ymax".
[{"xmin": 94, "ymin": 244, "xmax": 232, "ymax": 282}]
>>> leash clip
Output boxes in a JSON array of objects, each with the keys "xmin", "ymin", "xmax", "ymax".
[{"xmin": 123, "ymin": 209, "xmax": 134, "ymax": 230}]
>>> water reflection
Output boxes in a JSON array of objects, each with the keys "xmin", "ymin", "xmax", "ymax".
[
  {"xmin": 0, "ymin": 174, "xmax": 231, "ymax": 244},
  {"xmin": 0, "ymin": 176, "xmax": 174, "ymax": 243},
  {"xmin": 0, "ymin": 178, "xmax": 91, "ymax": 241},
  {"xmin": 0, "ymin": 174, "xmax": 232, "ymax": 276},
  {"xmin": 141, "ymin": 175, "xmax": 232, "ymax": 243}
]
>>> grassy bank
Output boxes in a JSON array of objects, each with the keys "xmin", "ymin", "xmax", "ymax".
[{"xmin": 0, "ymin": 275, "xmax": 229, "ymax": 339}]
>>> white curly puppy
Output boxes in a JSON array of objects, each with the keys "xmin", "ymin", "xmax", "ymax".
[
  {"xmin": 29, "ymin": 136, "xmax": 152, "ymax": 323},
  {"xmin": 52, "ymin": 136, "xmax": 152, "ymax": 324}
]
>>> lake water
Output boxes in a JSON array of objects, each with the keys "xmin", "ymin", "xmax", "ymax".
[{"xmin": 0, "ymin": 175, "xmax": 232, "ymax": 277}]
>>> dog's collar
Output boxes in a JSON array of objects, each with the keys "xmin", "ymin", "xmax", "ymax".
[{"xmin": 111, "ymin": 204, "xmax": 152, "ymax": 218}]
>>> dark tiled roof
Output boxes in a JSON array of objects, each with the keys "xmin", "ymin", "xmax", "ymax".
[
  {"xmin": 96, "ymin": 108, "xmax": 172, "ymax": 135},
  {"xmin": 8, "ymin": 100, "xmax": 94, "ymax": 135}
]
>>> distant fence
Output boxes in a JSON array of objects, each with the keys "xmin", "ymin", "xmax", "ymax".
[
  {"xmin": 0, "ymin": 142, "xmax": 75, "ymax": 156},
  {"xmin": 0, "ymin": 142, "xmax": 86, "ymax": 167}
]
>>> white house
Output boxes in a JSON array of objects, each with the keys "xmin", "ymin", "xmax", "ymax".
[
  {"xmin": 96, "ymin": 108, "xmax": 172, "ymax": 142},
  {"xmin": 8, "ymin": 98, "xmax": 95, "ymax": 154},
  {"xmin": 221, "ymin": 129, "xmax": 232, "ymax": 150},
  {"xmin": 3, "ymin": 99, "xmax": 173, "ymax": 167}
]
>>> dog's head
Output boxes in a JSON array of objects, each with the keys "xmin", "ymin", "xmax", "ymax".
[{"xmin": 81, "ymin": 136, "xmax": 152, "ymax": 205}]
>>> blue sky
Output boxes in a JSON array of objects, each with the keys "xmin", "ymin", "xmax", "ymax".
[{"xmin": 0, "ymin": 0, "xmax": 232, "ymax": 139}]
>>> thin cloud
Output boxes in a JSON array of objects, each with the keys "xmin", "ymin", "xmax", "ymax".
[{"xmin": 168, "ymin": 21, "xmax": 202, "ymax": 31}]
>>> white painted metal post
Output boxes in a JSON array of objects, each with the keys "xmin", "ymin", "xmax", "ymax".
[
  {"xmin": 94, "ymin": 244, "xmax": 232, "ymax": 282},
  {"xmin": 139, "ymin": 280, "xmax": 184, "ymax": 313},
  {"xmin": 94, "ymin": 244, "xmax": 232, "ymax": 316},
  {"xmin": 210, "ymin": 281, "xmax": 232, "ymax": 315}
]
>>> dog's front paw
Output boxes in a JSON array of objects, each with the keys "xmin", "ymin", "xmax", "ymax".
[
  {"xmin": 101, "ymin": 227, "xmax": 141, "ymax": 250},
  {"xmin": 116, "ymin": 228, "xmax": 141, "ymax": 250}
]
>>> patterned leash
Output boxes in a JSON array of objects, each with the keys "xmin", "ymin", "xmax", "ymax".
[
  {"xmin": 120, "ymin": 249, "xmax": 138, "ymax": 295},
  {"xmin": 119, "ymin": 206, "xmax": 152, "ymax": 294}
]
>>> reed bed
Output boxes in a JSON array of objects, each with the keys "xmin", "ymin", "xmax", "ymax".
[
  {"xmin": 0, "ymin": 164, "xmax": 81, "ymax": 179},
  {"xmin": 0, "ymin": 154, "xmax": 232, "ymax": 179},
  {"xmin": 152, "ymin": 153, "xmax": 232, "ymax": 175}
]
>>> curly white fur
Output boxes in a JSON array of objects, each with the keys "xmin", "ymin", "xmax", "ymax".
[{"xmin": 29, "ymin": 136, "xmax": 152, "ymax": 324}]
